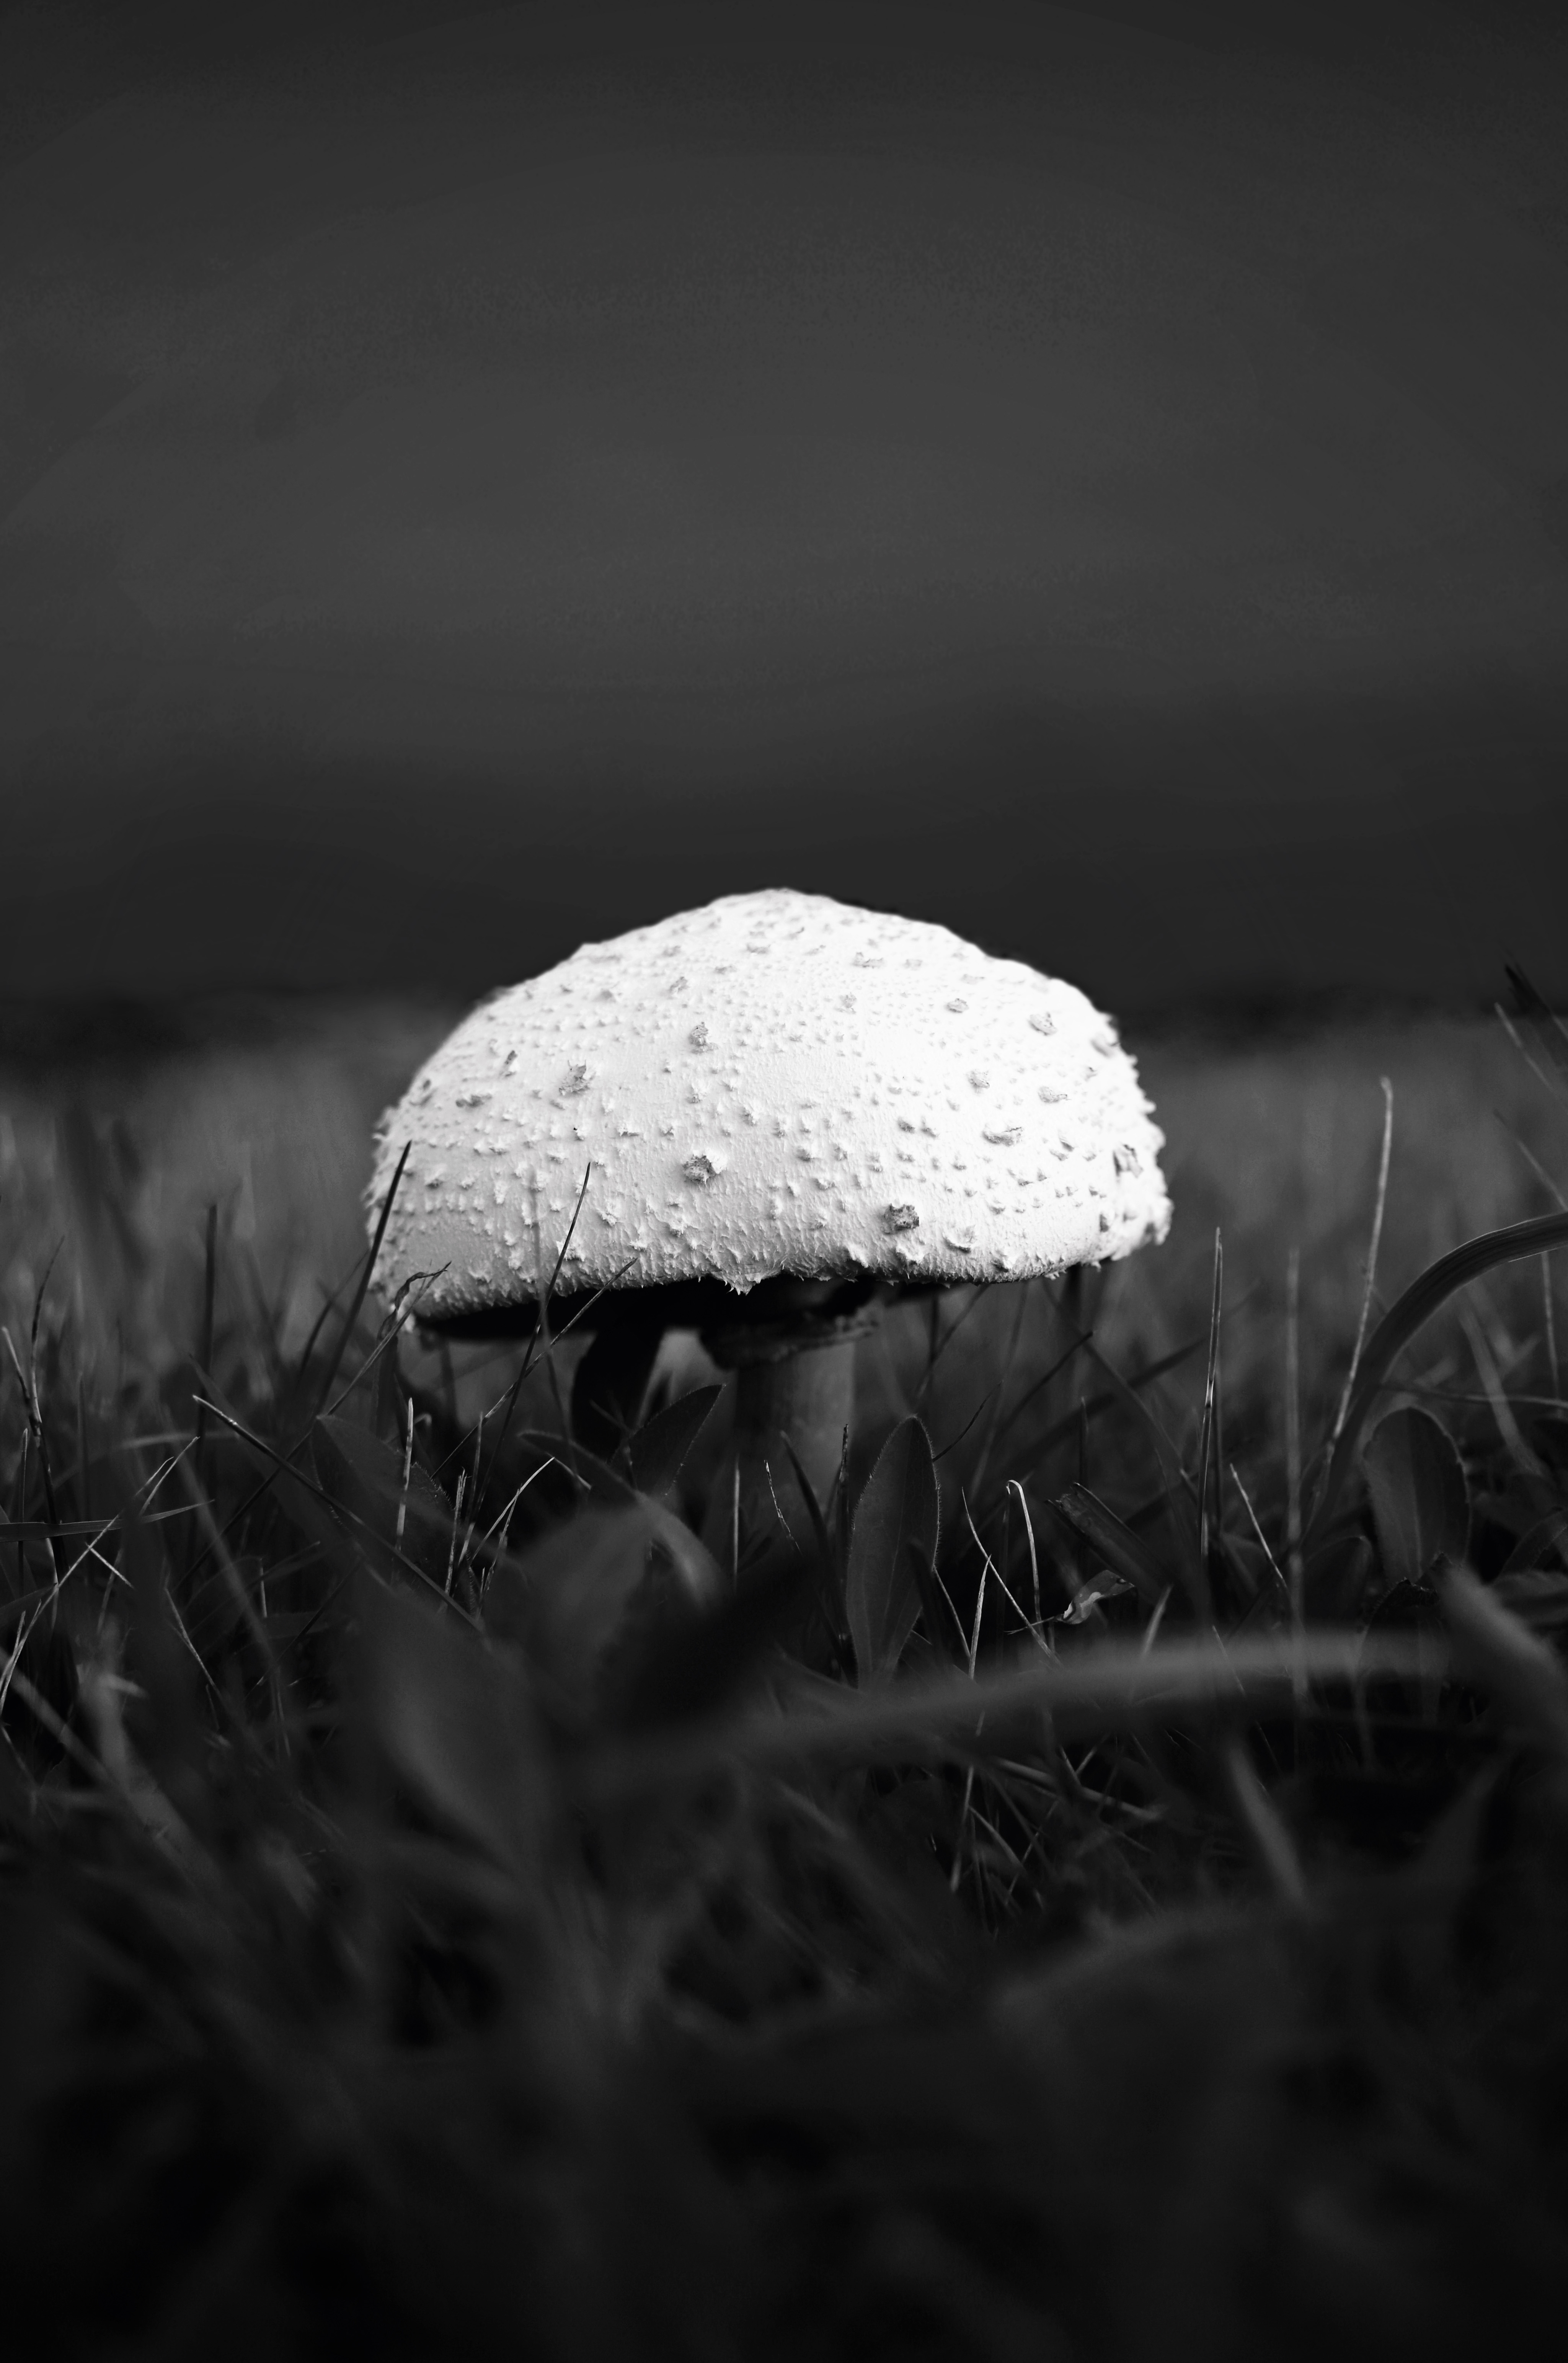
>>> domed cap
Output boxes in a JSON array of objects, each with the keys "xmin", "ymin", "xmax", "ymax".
[{"xmin": 369, "ymin": 888, "xmax": 1171, "ymax": 1319}]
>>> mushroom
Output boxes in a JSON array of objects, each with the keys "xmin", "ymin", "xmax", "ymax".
[{"xmin": 369, "ymin": 888, "xmax": 1171, "ymax": 1569}]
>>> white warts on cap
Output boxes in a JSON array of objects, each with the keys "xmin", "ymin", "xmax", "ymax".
[{"xmin": 368, "ymin": 887, "xmax": 1171, "ymax": 1316}]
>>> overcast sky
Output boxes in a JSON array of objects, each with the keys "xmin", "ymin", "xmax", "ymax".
[{"xmin": 3, "ymin": 0, "xmax": 1566, "ymax": 1009}]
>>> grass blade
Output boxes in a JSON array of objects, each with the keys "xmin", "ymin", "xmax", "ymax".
[
  {"xmin": 1362, "ymin": 1405, "xmax": 1471, "ymax": 1591},
  {"xmin": 844, "ymin": 1416, "xmax": 939, "ymax": 1684},
  {"xmin": 1437, "ymin": 1563, "xmax": 1568, "ymax": 1765},
  {"xmin": 625, "ymin": 1385, "xmax": 723, "ymax": 1501},
  {"xmin": 1327, "ymin": 1076, "xmax": 1394, "ymax": 1457},
  {"xmin": 581, "ymin": 1629, "xmax": 1440, "ymax": 1794},
  {"xmin": 1051, "ymin": 1481, "xmax": 1170, "ymax": 1607},
  {"xmin": 312, "ymin": 1141, "xmax": 410, "ymax": 1415},
  {"xmin": 1309, "ymin": 1211, "xmax": 1568, "ymax": 1537}
]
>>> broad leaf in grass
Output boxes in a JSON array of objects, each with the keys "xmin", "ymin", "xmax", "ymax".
[
  {"xmin": 357, "ymin": 1575, "xmax": 542, "ymax": 1871},
  {"xmin": 1363, "ymin": 1406, "xmax": 1470, "ymax": 1593},
  {"xmin": 483, "ymin": 1505, "xmax": 659, "ymax": 1728},
  {"xmin": 845, "ymin": 1416, "xmax": 939, "ymax": 1685},
  {"xmin": 313, "ymin": 1413, "xmax": 456, "ymax": 1587},
  {"xmin": 1310, "ymin": 1210, "xmax": 1568, "ymax": 1536},
  {"xmin": 570, "ymin": 1313, "xmax": 667, "ymax": 1461},
  {"xmin": 600, "ymin": 1555, "xmax": 811, "ymax": 1735},
  {"xmin": 623, "ymin": 1385, "xmax": 723, "ymax": 1500},
  {"xmin": 1052, "ymin": 1482, "xmax": 1171, "ymax": 1607},
  {"xmin": 1437, "ymin": 1563, "xmax": 1568, "ymax": 1765},
  {"xmin": 518, "ymin": 1429, "xmax": 723, "ymax": 1604}
]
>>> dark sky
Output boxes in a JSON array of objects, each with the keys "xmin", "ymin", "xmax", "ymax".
[{"xmin": 3, "ymin": 0, "xmax": 1567, "ymax": 1013}]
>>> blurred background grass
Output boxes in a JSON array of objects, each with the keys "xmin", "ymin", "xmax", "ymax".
[{"xmin": 4, "ymin": 992, "xmax": 1563, "ymax": 1436}]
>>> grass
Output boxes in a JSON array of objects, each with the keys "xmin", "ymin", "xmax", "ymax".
[{"xmin": 4, "ymin": 982, "xmax": 1568, "ymax": 2358}]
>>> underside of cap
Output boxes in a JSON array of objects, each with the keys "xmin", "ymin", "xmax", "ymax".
[{"xmin": 369, "ymin": 888, "xmax": 1171, "ymax": 1320}]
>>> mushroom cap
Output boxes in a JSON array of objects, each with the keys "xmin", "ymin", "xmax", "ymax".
[{"xmin": 369, "ymin": 888, "xmax": 1171, "ymax": 1318}]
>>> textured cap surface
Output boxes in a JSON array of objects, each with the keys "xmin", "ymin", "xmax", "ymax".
[{"xmin": 370, "ymin": 889, "xmax": 1170, "ymax": 1316}]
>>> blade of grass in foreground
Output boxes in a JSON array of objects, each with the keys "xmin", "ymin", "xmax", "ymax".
[
  {"xmin": 1501, "ymin": 962, "xmax": 1568, "ymax": 1110},
  {"xmin": 1325, "ymin": 1076, "xmax": 1394, "ymax": 1457},
  {"xmin": 1309, "ymin": 1211, "xmax": 1568, "ymax": 1538},
  {"xmin": 309, "ymin": 1140, "xmax": 410, "ymax": 1414},
  {"xmin": 579, "ymin": 1629, "xmax": 1439, "ymax": 1794},
  {"xmin": 1051, "ymin": 1482, "xmax": 1170, "ymax": 1607},
  {"xmin": 1437, "ymin": 1563, "xmax": 1568, "ymax": 1764}
]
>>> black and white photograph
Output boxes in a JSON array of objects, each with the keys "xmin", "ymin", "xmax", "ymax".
[{"xmin": 2, "ymin": 2, "xmax": 1567, "ymax": 2353}]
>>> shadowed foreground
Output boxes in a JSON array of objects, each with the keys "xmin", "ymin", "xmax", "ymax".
[{"xmin": 2, "ymin": 988, "xmax": 1568, "ymax": 2356}]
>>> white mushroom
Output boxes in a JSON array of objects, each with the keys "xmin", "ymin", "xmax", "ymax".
[{"xmin": 369, "ymin": 888, "xmax": 1171, "ymax": 1557}]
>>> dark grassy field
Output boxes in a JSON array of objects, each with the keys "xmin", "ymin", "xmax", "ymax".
[{"xmin": 3, "ymin": 982, "xmax": 1568, "ymax": 2360}]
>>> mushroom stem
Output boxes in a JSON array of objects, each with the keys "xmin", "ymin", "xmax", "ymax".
[{"xmin": 702, "ymin": 1298, "xmax": 879, "ymax": 1578}]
